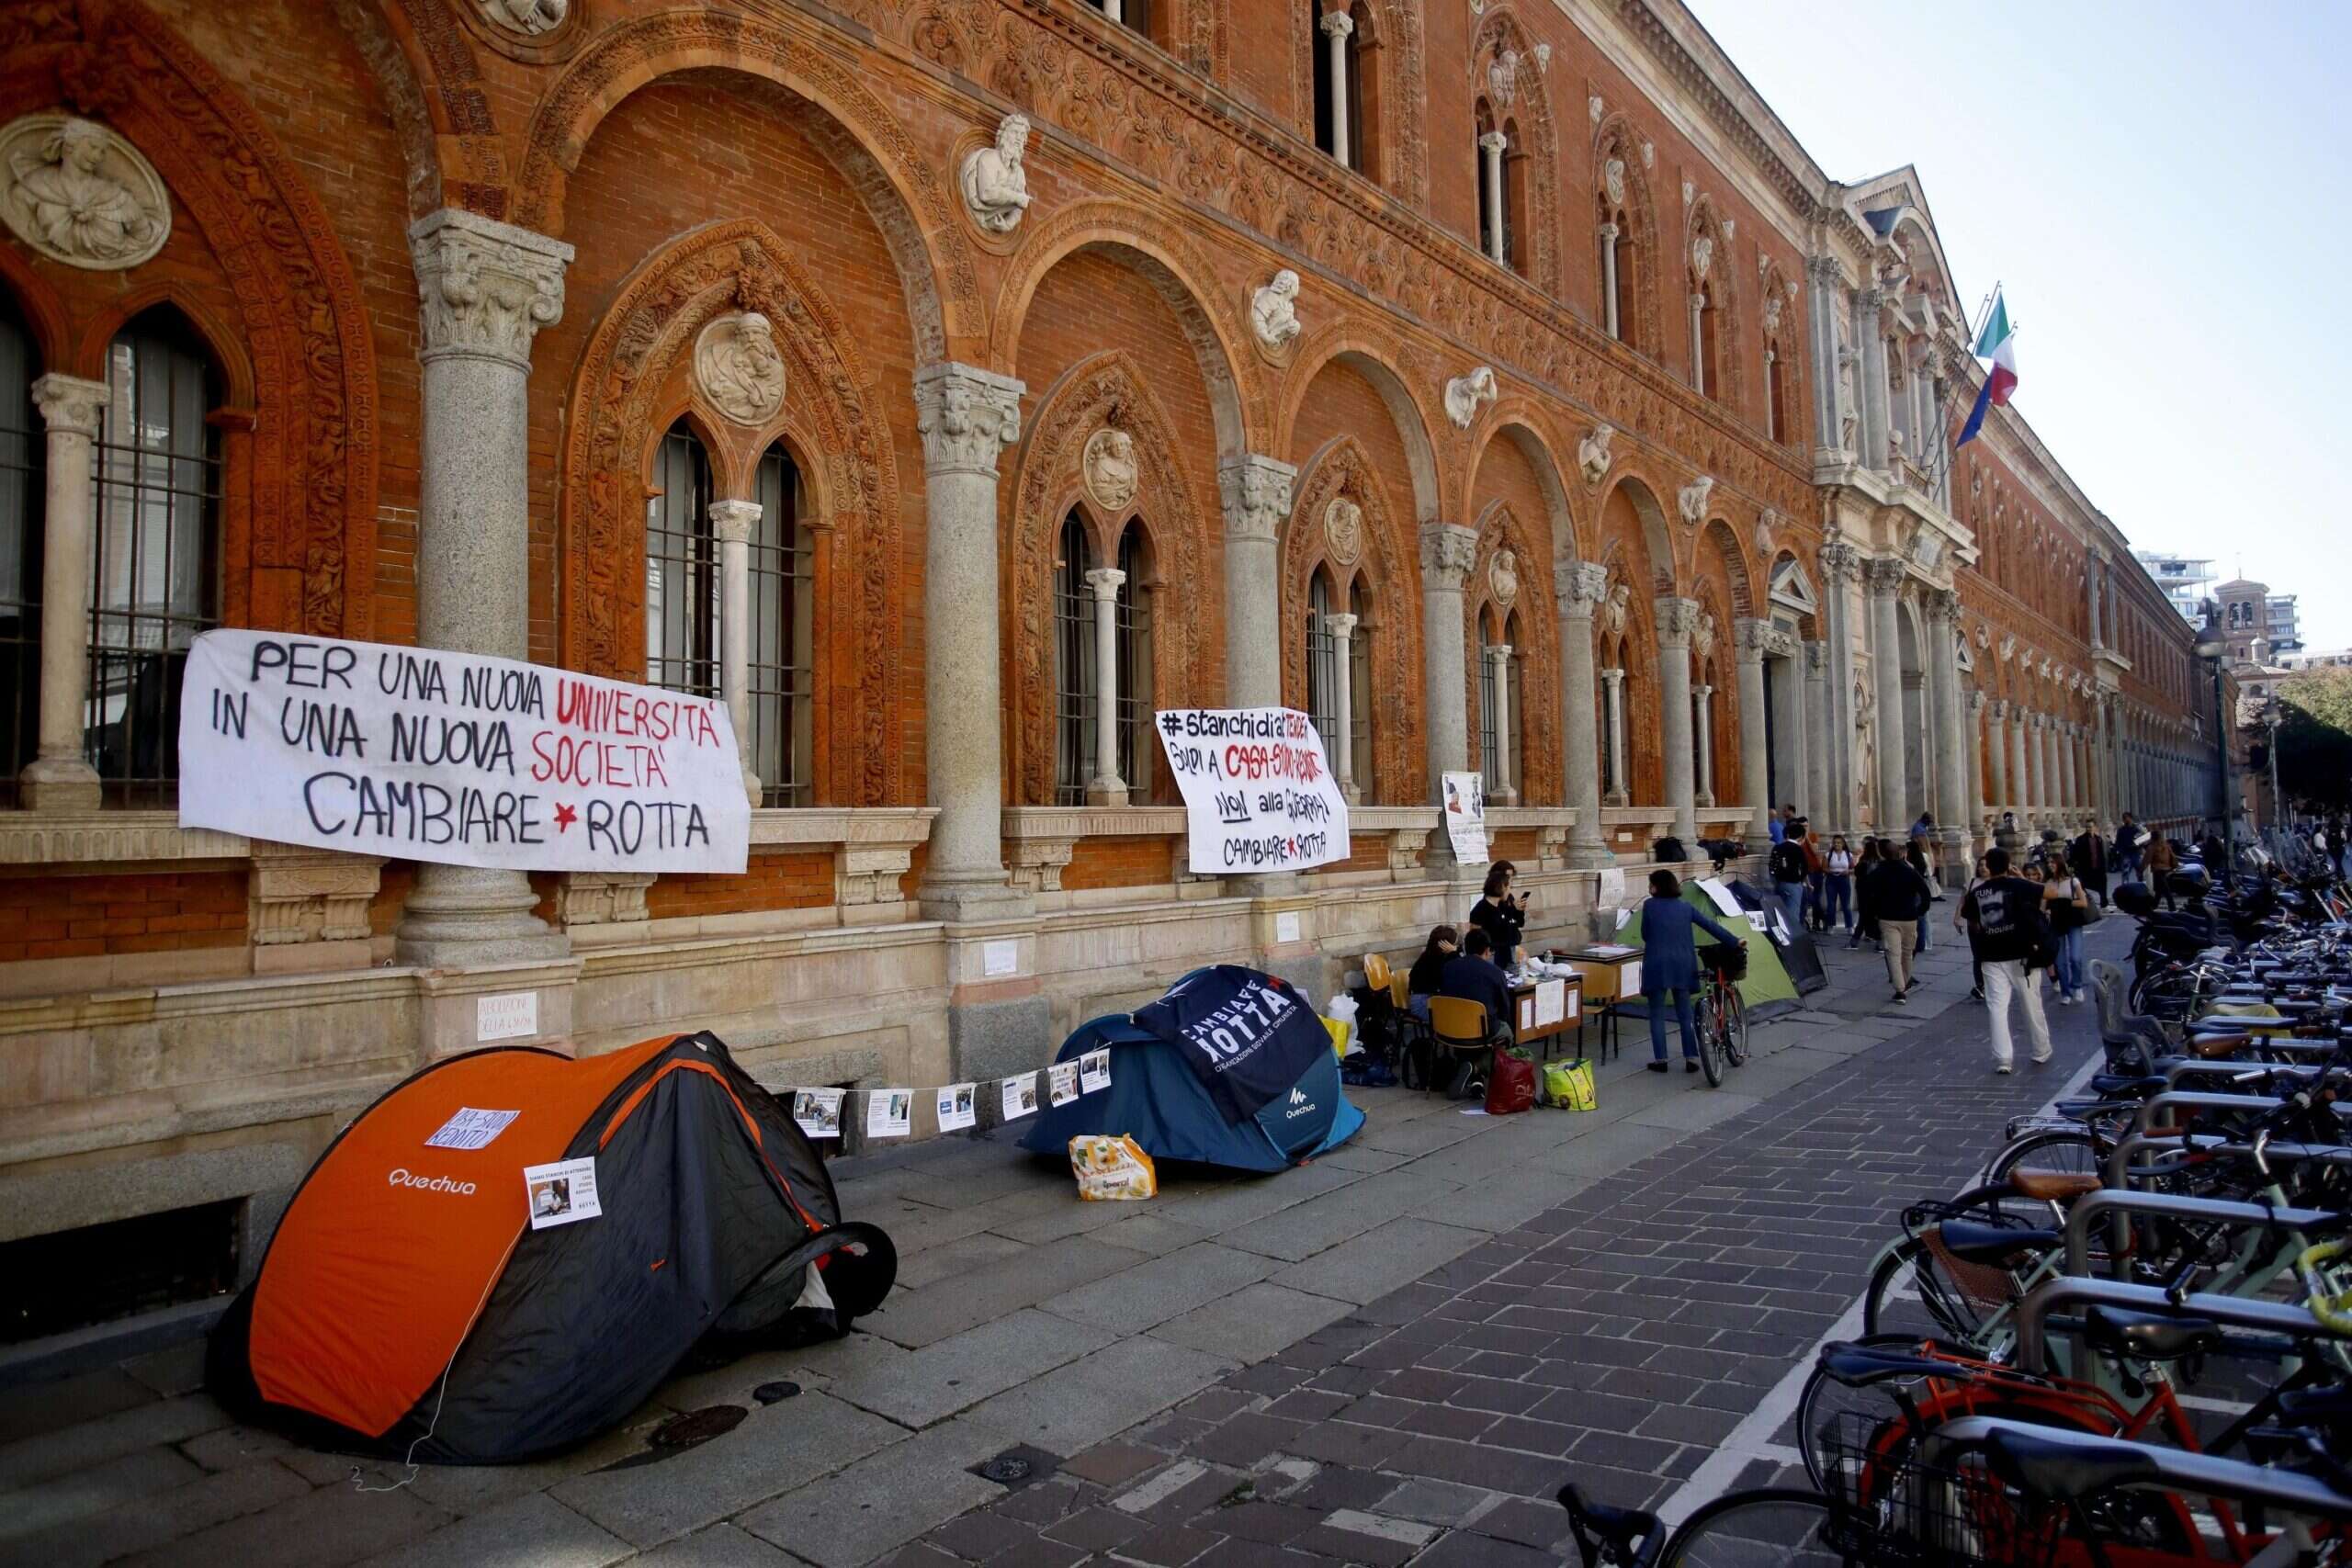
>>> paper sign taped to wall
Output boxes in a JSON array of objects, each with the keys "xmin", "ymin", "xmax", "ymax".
[
  {"xmin": 177, "ymin": 629, "xmax": 750, "ymax": 874},
  {"xmin": 524, "ymin": 1157, "xmax": 601, "ymax": 1229},
  {"xmin": 1442, "ymin": 772, "xmax": 1487, "ymax": 864},
  {"xmin": 1155, "ymin": 708, "xmax": 1351, "ymax": 874}
]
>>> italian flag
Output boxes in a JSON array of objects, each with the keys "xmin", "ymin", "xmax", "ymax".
[{"xmin": 1956, "ymin": 287, "xmax": 2016, "ymax": 447}]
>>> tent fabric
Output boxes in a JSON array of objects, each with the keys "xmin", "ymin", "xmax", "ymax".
[
  {"xmin": 210, "ymin": 1032, "xmax": 892, "ymax": 1464},
  {"xmin": 1617, "ymin": 884, "xmax": 1801, "ymax": 1020},
  {"xmin": 1021, "ymin": 968, "xmax": 1365, "ymax": 1173},
  {"xmin": 1128, "ymin": 964, "xmax": 1330, "ymax": 1124},
  {"xmin": 1728, "ymin": 877, "xmax": 1828, "ymax": 995}
]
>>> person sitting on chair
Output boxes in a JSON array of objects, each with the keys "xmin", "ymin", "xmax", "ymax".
[
  {"xmin": 1638, "ymin": 868, "xmax": 1742, "ymax": 1075},
  {"xmin": 1406, "ymin": 924, "xmax": 1458, "ymax": 1019},
  {"xmin": 1432, "ymin": 929, "xmax": 1516, "ymax": 1099}
]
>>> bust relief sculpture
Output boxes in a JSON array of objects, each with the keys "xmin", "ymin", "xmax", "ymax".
[
  {"xmin": 960, "ymin": 114, "xmax": 1033, "ymax": 234},
  {"xmin": 1443, "ymin": 367, "xmax": 1498, "ymax": 430},
  {"xmin": 1323, "ymin": 495, "xmax": 1363, "ymax": 567},
  {"xmin": 1082, "ymin": 428, "xmax": 1139, "ymax": 513},
  {"xmin": 1677, "ymin": 475, "xmax": 1714, "ymax": 526},
  {"xmin": 1603, "ymin": 157, "xmax": 1626, "ymax": 209},
  {"xmin": 1599, "ymin": 581, "xmax": 1630, "ymax": 641},
  {"xmin": 478, "ymin": 0, "xmax": 568, "ymax": 34},
  {"xmin": 1489, "ymin": 548, "xmax": 1519, "ymax": 608},
  {"xmin": 1577, "ymin": 423, "xmax": 1613, "ymax": 487},
  {"xmin": 1250, "ymin": 270, "xmax": 1302, "ymax": 350},
  {"xmin": 694, "ymin": 311, "xmax": 787, "ymax": 426},
  {"xmin": 1, "ymin": 115, "xmax": 169, "ymax": 270}
]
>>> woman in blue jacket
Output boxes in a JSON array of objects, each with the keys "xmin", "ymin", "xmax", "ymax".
[{"xmin": 1640, "ymin": 868, "xmax": 1743, "ymax": 1074}]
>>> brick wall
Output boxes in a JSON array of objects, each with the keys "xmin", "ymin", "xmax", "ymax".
[
  {"xmin": 0, "ymin": 872, "xmax": 247, "ymax": 962},
  {"xmin": 1060, "ymin": 835, "xmax": 1175, "ymax": 892},
  {"xmin": 646, "ymin": 852, "xmax": 834, "ymax": 920}
]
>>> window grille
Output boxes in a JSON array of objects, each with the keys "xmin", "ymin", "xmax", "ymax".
[
  {"xmin": 1306, "ymin": 572, "xmax": 1339, "ymax": 760},
  {"xmin": 1052, "ymin": 512, "xmax": 1094, "ymax": 806},
  {"xmin": 0, "ymin": 299, "xmax": 40, "ymax": 808},
  {"xmin": 88, "ymin": 312, "xmax": 218, "ymax": 806},
  {"xmin": 751, "ymin": 445, "xmax": 814, "ymax": 807},
  {"xmin": 644, "ymin": 423, "xmax": 718, "ymax": 700},
  {"xmin": 1114, "ymin": 524, "xmax": 1152, "ymax": 798}
]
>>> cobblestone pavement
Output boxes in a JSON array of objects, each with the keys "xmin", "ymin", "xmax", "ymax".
[{"xmin": 0, "ymin": 916, "xmax": 2124, "ymax": 1567}]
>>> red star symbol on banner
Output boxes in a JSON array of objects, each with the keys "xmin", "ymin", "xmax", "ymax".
[{"xmin": 554, "ymin": 802, "xmax": 578, "ymax": 832}]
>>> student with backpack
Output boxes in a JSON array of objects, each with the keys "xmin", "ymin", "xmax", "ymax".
[
  {"xmin": 1962, "ymin": 847, "xmax": 2053, "ymax": 1072},
  {"xmin": 1768, "ymin": 831, "xmax": 1808, "ymax": 931},
  {"xmin": 1864, "ymin": 839, "xmax": 1935, "ymax": 1002}
]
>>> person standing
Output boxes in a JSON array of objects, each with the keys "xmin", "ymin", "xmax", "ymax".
[
  {"xmin": 1636, "ymin": 869, "xmax": 1742, "ymax": 1075},
  {"xmin": 1823, "ymin": 834, "xmax": 1857, "ymax": 936},
  {"xmin": 2114, "ymin": 813, "xmax": 2143, "ymax": 883},
  {"xmin": 1955, "ymin": 852, "xmax": 1990, "ymax": 1002},
  {"xmin": 2042, "ymin": 857, "xmax": 2092, "ymax": 1004},
  {"xmin": 1799, "ymin": 820, "xmax": 1828, "ymax": 931},
  {"xmin": 1468, "ymin": 862, "xmax": 1528, "ymax": 971},
  {"xmin": 2070, "ymin": 824, "xmax": 2109, "ymax": 909},
  {"xmin": 1905, "ymin": 834, "xmax": 1936, "ymax": 955},
  {"xmin": 1768, "ymin": 829, "xmax": 1809, "ymax": 933},
  {"xmin": 1962, "ymin": 847, "xmax": 2053, "ymax": 1072},
  {"xmin": 1768, "ymin": 804, "xmax": 1796, "ymax": 846},
  {"xmin": 2146, "ymin": 832, "xmax": 2178, "ymax": 909},
  {"xmin": 1867, "ymin": 840, "xmax": 1935, "ymax": 1002},
  {"xmin": 1852, "ymin": 838, "xmax": 1884, "ymax": 951}
]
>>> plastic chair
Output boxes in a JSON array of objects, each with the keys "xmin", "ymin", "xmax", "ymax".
[
  {"xmin": 1363, "ymin": 953, "xmax": 1392, "ymax": 993},
  {"xmin": 1427, "ymin": 996, "xmax": 1509, "ymax": 1098}
]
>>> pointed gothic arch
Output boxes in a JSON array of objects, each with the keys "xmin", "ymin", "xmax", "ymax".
[{"xmin": 1283, "ymin": 436, "xmax": 1420, "ymax": 803}]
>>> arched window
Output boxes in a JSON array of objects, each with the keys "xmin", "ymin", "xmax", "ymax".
[
  {"xmin": 1052, "ymin": 511, "xmax": 1093, "ymax": 805},
  {"xmin": 1087, "ymin": 0, "xmax": 1174, "ymax": 50},
  {"xmin": 0, "ymin": 295, "xmax": 40, "ymax": 807},
  {"xmin": 1310, "ymin": 0, "xmax": 1367, "ymax": 170},
  {"xmin": 1113, "ymin": 520, "xmax": 1153, "ymax": 799},
  {"xmin": 90, "ymin": 308, "xmax": 219, "ymax": 804},
  {"xmin": 1762, "ymin": 279, "xmax": 1792, "ymax": 444},
  {"xmin": 1501, "ymin": 118, "xmax": 1528, "ymax": 276},
  {"xmin": 645, "ymin": 420, "xmax": 718, "ymax": 697},
  {"xmin": 1306, "ymin": 567, "xmax": 1340, "ymax": 755},
  {"xmin": 1477, "ymin": 604, "xmax": 1522, "ymax": 801},
  {"xmin": 751, "ymin": 442, "xmax": 815, "ymax": 807},
  {"xmin": 1596, "ymin": 134, "xmax": 1639, "ymax": 345}
]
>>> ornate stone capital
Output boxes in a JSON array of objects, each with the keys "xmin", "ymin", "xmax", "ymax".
[
  {"xmin": 1554, "ymin": 559, "xmax": 1611, "ymax": 616},
  {"xmin": 707, "ymin": 499, "xmax": 761, "ymax": 547},
  {"xmin": 913, "ymin": 361, "xmax": 1024, "ymax": 477},
  {"xmin": 1419, "ymin": 523, "xmax": 1478, "ymax": 587},
  {"xmin": 1803, "ymin": 639, "xmax": 1826, "ymax": 675},
  {"xmin": 1319, "ymin": 9, "xmax": 1355, "ymax": 38},
  {"xmin": 1083, "ymin": 566, "xmax": 1126, "ymax": 601},
  {"xmin": 1806, "ymin": 254, "xmax": 1844, "ymax": 288},
  {"xmin": 1819, "ymin": 540, "xmax": 1860, "ymax": 586},
  {"xmin": 1733, "ymin": 616, "xmax": 1771, "ymax": 661},
  {"xmin": 1967, "ymin": 689, "xmax": 1986, "ymax": 715},
  {"xmin": 1861, "ymin": 556, "xmax": 1908, "ymax": 594},
  {"xmin": 1324, "ymin": 612, "xmax": 1358, "ymax": 641},
  {"xmin": 1478, "ymin": 130, "xmax": 1510, "ymax": 156},
  {"xmin": 1218, "ymin": 453, "xmax": 1296, "ymax": 542},
  {"xmin": 1654, "ymin": 595, "xmax": 1702, "ymax": 649},
  {"xmin": 408, "ymin": 208, "xmax": 572, "ymax": 368},
  {"xmin": 30, "ymin": 372, "xmax": 106, "ymax": 439},
  {"xmin": 1923, "ymin": 585, "xmax": 1962, "ymax": 626}
]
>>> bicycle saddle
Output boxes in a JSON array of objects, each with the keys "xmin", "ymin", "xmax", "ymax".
[
  {"xmin": 2009, "ymin": 1170, "xmax": 2102, "ymax": 1204},
  {"xmin": 1934, "ymin": 1219, "xmax": 2061, "ymax": 1265},
  {"xmin": 2082, "ymin": 1305, "xmax": 2222, "ymax": 1362},
  {"xmin": 1817, "ymin": 1341, "xmax": 1954, "ymax": 1386},
  {"xmin": 1980, "ymin": 1426, "xmax": 2160, "ymax": 1504},
  {"xmin": 2089, "ymin": 1073, "xmax": 2168, "ymax": 1097}
]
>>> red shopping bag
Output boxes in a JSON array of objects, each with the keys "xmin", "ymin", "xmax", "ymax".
[{"xmin": 1484, "ymin": 1047, "xmax": 1537, "ymax": 1116}]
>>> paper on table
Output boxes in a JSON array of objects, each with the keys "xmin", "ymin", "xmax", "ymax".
[
  {"xmin": 1001, "ymin": 1074, "xmax": 1040, "ymax": 1121},
  {"xmin": 936, "ymin": 1083, "xmax": 977, "ymax": 1133},
  {"xmin": 1587, "ymin": 942, "xmax": 1638, "ymax": 956},
  {"xmin": 866, "ymin": 1089, "xmax": 912, "ymax": 1139},
  {"xmin": 1533, "ymin": 977, "xmax": 1566, "ymax": 1027}
]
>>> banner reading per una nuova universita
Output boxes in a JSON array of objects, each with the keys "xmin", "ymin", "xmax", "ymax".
[
  {"xmin": 1155, "ymin": 707, "xmax": 1351, "ymax": 875},
  {"xmin": 177, "ymin": 630, "xmax": 751, "ymax": 874}
]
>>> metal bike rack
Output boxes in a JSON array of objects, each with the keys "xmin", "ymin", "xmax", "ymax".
[
  {"xmin": 2014, "ymin": 1275, "xmax": 2333, "ymax": 1377},
  {"xmin": 2061, "ymin": 1188, "xmax": 2335, "ymax": 1279}
]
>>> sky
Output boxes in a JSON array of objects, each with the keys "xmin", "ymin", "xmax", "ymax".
[{"xmin": 1683, "ymin": 0, "xmax": 2352, "ymax": 651}]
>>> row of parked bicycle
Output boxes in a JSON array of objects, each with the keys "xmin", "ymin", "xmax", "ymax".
[{"xmin": 1558, "ymin": 852, "xmax": 2352, "ymax": 1564}]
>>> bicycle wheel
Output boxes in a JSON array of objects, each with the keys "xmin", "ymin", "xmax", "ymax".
[
  {"xmin": 1794, "ymin": 1331, "xmax": 1939, "ymax": 1494},
  {"xmin": 1698, "ymin": 988, "xmax": 1726, "ymax": 1088},
  {"xmin": 1661, "ymin": 1489, "xmax": 1849, "ymax": 1566},
  {"xmin": 1987, "ymin": 1130, "xmax": 2108, "ymax": 1190},
  {"xmin": 1721, "ymin": 988, "xmax": 1748, "ymax": 1066}
]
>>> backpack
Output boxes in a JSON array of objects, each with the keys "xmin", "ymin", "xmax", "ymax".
[{"xmin": 1769, "ymin": 842, "xmax": 1806, "ymax": 884}]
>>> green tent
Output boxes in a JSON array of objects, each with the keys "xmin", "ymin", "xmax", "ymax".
[{"xmin": 1612, "ymin": 880, "xmax": 1799, "ymax": 1017}]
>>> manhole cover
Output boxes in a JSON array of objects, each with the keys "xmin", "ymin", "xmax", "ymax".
[
  {"xmin": 650, "ymin": 1405, "xmax": 748, "ymax": 1450},
  {"xmin": 753, "ymin": 1381, "xmax": 802, "ymax": 1405},
  {"xmin": 968, "ymin": 1444, "xmax": 1061, "ymax": 1492}
]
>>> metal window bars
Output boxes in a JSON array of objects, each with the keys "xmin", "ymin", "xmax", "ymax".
[{"xmin": 0, "ymin": 304, "xmax": 40, "ymax": 808}]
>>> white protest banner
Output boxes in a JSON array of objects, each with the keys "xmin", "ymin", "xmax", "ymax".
[
  {"xmin": 176, "ymin": 629, "xmax": 750, "ymax": 874},
  {"xmin": 1154, "ymin": 707, "xmax": 1350, "ymax": 875},
  {"xmin": 1441, "ymin": 771, "xmax": 1487, "ymax": 865}
]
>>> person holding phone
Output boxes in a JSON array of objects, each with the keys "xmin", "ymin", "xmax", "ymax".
[{"xmin": 1468, "ymin": 861, "xmax": 1528, "ymax": 971}]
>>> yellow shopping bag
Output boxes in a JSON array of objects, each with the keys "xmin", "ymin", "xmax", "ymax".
[{"xmin": 1543, "ymin": 1057, "xmax": 1597, "ymax": 1111}]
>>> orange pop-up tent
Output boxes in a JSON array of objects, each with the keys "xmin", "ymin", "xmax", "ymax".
[{"xmin": 209, "ymin": 1031, "xmax": 891, "ymax": 1464}]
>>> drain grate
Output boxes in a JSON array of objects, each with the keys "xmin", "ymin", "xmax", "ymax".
[
  {"xmin": 650, "ymin": 1405, "xmax": 749, "ymax": 1449},
  {"xmin": 969, "ymin": 1444, "xmax": 1061, "ymax": 1492}
]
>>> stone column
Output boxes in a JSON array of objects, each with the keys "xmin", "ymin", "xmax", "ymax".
[
  {"xmin": 1864, "ymin": 558, "xmax": 1907, "ymax": 836},
  {"xmin": 1656, "ymin": 596, "xmax": 1700, "ymax": 845},
  {"xmin": 2021, "ymin": 711, "xmax": 2044, "ymax": 825},
  {"xmin": 1689, "ymin": 293, "xmax": 1708, "ymax": 394},
  {"xmin": 2041, "ymin": 716, "xmax": 2061, "ymax": 828},
  {"xmin": 1927, "ymin": 591, "xmax": 1969, "ymax": 883},
  {"xmin": 709, "ymin": 499, "xmax": 763, "ymax": 806},
  {"xmin": 2095, "ymin": 695, "xmax": 2114, "ymax": 827},
  {"xmin": 1324, "ymin": 611, "xmax": 1359, "ymax": 802},
  {"xmin": 1485, "ymin": 643, "xmax": 1517, "ymax": 804},
  {"xmin": 1986, "ymin": 700, "xmax": 2010, "ymax": 826},
  {"xmin": 1858, "ymin": 289, "xmax": 1893, "ymax": 470},
  {"xmin": 1102, "ymin": 0, "xmax": 1123, "ymax": 19},
  {"xmin": 1479, "ymin": 132, "xmax": 1510, "ymax": 265},
  {"xmin": 1734, "ymin": 620, "xmax": 1771, "ymax": 841},
  {"xmin": 913, "ymin": 361, "xmax": 1026, "ymax": 922},
  {"xmin": 1803, "ymin": 639, "xmax": 1830, "ymax": 827},
  {"xmin": 1556, "ymin": 563, "xmax": 1612, "ymax": 866},
  {"xmin": 397, "ymin": 209, "xmax": 572, "ymax": 965},
  {"xmin": 1320, "ymin": 11, "xmax": 1354, "ymax": 164},
  {"xmin": 1085, "ymin": 566, "xmax": 1127, "ymax": 807},
  {"xmin": 1964, "ymin": 690, "xmax": 1987, "ymax": 845},
  {"xmin": 1599, "ymin": 225, "xmax": 1622, "ymax": 338},
  {"xmin": 1420, "ymin": 523, "xmax": 1477, "ymax": 795},
  {"xmin": 21, "ymin": 374, "xmax": 107, "ymax": 808},
  {"xmin": 1219, "ymin": 456, "xmax": 1295, "ymax": 710},
  {"xmin": 1601, "ymin": 668, "xmax": 1628, "ymax": 807},
  {"xmin": 1806, "ymin": 256, "xmax": 1847, "ymax": 453},
  {"xmin": 2087, "ymin": 553, "xmax": 2105, "ymax": 649},
  {"xmin": 1691, "ymin": 683, "xmax": 1714, "ymax": 807},
  {"xmin": 2060, "ymin": 721, "xmax": 2080, "ymax": 824},
  {"xmin": 1818, "ymin": 543, "xmax": 1860, "ymax": 836}
]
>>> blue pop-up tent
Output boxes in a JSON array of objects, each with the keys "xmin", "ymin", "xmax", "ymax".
[{"xmin": 1019, "ymin": 966, "xmax": 1364, "ymax": 1173}]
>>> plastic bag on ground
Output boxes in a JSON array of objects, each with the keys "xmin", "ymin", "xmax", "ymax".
[
  {"xmin": 1325, "ymin": 994, "xmax": 1360, "ymax": 1055},
  {"xmin": 1543, "ymin": 1057, "xmax": 1597, "ymax": 1111},
  {"xmin": 1070, "ymin": 1134, "xmax": 1158, "ymax": 1201},
  {"xmin": 1485, "ymin": 1047, "xmax": 1537, "ymax": 1116}
]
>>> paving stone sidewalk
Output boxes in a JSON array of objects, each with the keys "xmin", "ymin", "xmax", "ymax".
[{"xmin": 0, "ymin": 913, "xmax": 2120, "ymax": 1567}]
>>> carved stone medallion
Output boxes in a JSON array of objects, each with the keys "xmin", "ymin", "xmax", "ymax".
[
  {"xmin": 1323, "ymin": 494, "xmax": 1363, "ymax": 567},
  {"xmin": 1489, "ymin": 547, "xmax": 1519, "ymax": 608},
  {"xmin": 1082, "ymin": 427, "xmax": 1139, "ymax": 513},
  {"xmin": 0, "ymin": 115, "xmax": 169, "ymax": 271},
  {"xmin": 693, "ymin": 311, "xmax": 786, "ymax": 426},
  {"xmin": 476, "ymin": 0, "xmax": 568, "ymax": 35}
]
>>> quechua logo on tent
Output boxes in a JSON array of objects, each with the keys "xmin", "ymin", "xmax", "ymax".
[{"xmin": 388, "ymin": 1168, "xmax": 479, "ymax": 1195}]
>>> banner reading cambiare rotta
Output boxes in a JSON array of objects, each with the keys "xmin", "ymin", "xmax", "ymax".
[
  {"xmin": 178, "ymin": 630, "xmax": 751, "ymax": 874},
  {"xmin": 1155, "ymin": 707, "xmax": 1350, "ymax": 875}
]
